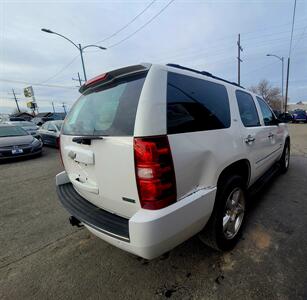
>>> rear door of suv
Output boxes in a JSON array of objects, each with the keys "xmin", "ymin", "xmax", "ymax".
[{"xmin": 60, "ymin": 66, "xmax": 149, "ymax": 219}]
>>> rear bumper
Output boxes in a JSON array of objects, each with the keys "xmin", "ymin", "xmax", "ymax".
[{"xmin": 56, "ymin": 171, "xmax": 216, "ymax": 259}]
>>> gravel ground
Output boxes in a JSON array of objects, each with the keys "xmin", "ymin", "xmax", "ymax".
[{"xmin": 0, "ymin": 124, "xmax": 306, "ymax": 299}]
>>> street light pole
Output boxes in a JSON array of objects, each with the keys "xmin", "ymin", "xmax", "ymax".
[
  {"xmin": 266, "ymin": 54, "xmax": 284, "ymax": 112},
  {"xmin": 78, "ymin": 44, "xmax": 87, "ymax": 81},
  {"xmin": 41, "ymin": 29, "xmax": 106, "ymax": 82}
]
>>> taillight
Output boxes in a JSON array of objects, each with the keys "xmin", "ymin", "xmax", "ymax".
[{"xmin": 134, "ymin": 136, "xmax": 176, "ymax": 210}]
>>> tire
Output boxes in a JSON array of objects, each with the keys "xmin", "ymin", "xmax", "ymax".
[
  {"xmin": 199, "ymin": 175, "xmax": 246, "ymax": 251},
  {"xmin": 279, "ymin": 141, "xmax": 290, "ymax": 173}
]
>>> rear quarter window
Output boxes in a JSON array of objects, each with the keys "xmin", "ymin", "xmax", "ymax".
[{"xmin": 167, "ymin": 72, "xmax": 231, "ymax": 134}]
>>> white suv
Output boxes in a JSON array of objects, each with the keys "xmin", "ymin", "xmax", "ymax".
[{"xmin": 56, "ymin": 63, "xmax": 290, "ymax": 259}]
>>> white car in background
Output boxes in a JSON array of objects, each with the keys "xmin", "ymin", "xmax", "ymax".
[{"xmin": 56, "ymin": 63, "xmax": 290, "ymax": 259}]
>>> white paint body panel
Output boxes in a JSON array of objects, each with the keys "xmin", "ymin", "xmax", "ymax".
[
  {"xmin": 85, "ymin": 187, "xmax": 216, "ymax": 260},
  {"xmin": 57, "ymin": 63, "xmax": 289, "ymax": 259}
]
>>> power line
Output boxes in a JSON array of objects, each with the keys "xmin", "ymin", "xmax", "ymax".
[
  {"xmin": 0, "ymin": 78, "xmax": 77, "ymax": 89},
  {"xmin": 95, "ymin": 0, "xmax": 157, "ymax": 44},
  {"xmin": 107, "ymin": 0, "xmax": 175, "ymax": 49},
  {"xmin": 285, "ymin": 0, "xmax": 297, "ymax": 112},
  {"xmin": 39, "ymin": 55, "xmax": 79, "ymax": 84}
]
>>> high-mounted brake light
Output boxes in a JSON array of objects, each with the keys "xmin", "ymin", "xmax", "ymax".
[
  {"xmin": 134, "ymin": 136, "xmax": 177, "ymax": 210},
  {"xmin": 84, "ymin": 73, "xmax": 108, "ymax": 87}
]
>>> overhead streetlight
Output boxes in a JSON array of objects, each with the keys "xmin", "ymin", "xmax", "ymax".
[
  {"xmin": 266, "ymin": 54, "xmax": 284, "ymax": 112},
  {"xmin": 41, "ymin": 28, "xmax": 107, "ymax": 81}
]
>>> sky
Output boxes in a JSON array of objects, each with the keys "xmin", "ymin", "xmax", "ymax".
[{"xmin": 0, "ymin": 0, "xmax": 306, "ymax": 114}]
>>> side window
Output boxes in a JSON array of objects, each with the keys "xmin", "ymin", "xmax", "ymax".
[
  {"xmin": 41, "ymin": 123, "xmax": 47, "ymax": 130},
  {"xmin": 236, "ymin": 90, "xmax": 260, "ymax": 127},
  {"xmin": 167, "ymin": 72, "xmax": 231, "ymax": 134},
  {"xmin": 256, "ymin": 97, "xmax": 275, "ymax": 126}
]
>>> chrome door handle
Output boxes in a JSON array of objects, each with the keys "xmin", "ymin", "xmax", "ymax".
[
  {"xmin": 268, "ymin": 132, "xmax": 274, "ymax": 139},
  {"xmin": 245, "ymin": 135, "xmax": 255, "ymax": 143}
]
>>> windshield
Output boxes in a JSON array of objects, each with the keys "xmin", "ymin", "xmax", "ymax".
[
  {"xmin": 62, "ymin": 73, "xmax": 146, "ymax": 136},
  {"xmin": 54, "ymin": 121, "xmax": 63, "ymax": 131},
  {"xmin": 0, "ymin": 126, "xmax": 29, "ymax": 137}
]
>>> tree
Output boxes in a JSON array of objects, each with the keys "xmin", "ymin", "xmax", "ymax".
[{"xmin": 249, "ymin": 79, "xmax": 283, "ymax": 111}]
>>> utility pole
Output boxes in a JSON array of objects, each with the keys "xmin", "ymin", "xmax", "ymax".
[
  {"xmin": 62, "ymin": 102, "xmax": 67, "ymax": 115},
  {"xmin": 72, "ymin": 72, "xmax": 84, "ymax": 87},
  {"xmin": 237, "ymin": 34, "xmax": 243, "ymax": 85},
  {"xmin": 52, "ymin": 101, "xmax": 55, "ymax": 113},
  {"xmin": 12, "ymin": 89, "xmax": 20, "ymax": 112},
  {"xmin": 284, "ymin": 58, "xmax": 290, "ymax": 112}
]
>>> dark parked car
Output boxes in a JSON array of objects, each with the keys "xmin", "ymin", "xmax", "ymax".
[
  {"xmin": 0, "ymin": 124, "xmax": 42, "ymax": 160},
  {"xmin": 278, "ymin": 112, "xmax": 294, "ymax": 123},
  {"xmin": 292, "ymin": 110, "xmax": 307, "ymax": 123},
  {"xmin": 37, "ymin": 120, "xmax": 63, "ymax": 148}
]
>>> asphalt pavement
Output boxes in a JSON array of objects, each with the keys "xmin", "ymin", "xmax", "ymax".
[{"xmin": 0, "ymin": 124, "xmax": 307, "ymax": 299}]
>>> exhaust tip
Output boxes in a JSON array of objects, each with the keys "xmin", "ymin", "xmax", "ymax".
[{"xmin": 69, "ymin": 216, "xmax": 83, "ymax": 227}]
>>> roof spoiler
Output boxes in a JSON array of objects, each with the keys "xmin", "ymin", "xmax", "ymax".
[{"xmin": 79, "ymin": 63, "xmax": 151, "ymax": 94}]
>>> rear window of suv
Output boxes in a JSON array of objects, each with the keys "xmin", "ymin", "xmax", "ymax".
[
  {"xmin": 167, "ymin": 72, "xmax": 231, "ymax": 134},
  {"xmin": 62, "ymin": 73, "xmax": 147, "ymax": 136}
]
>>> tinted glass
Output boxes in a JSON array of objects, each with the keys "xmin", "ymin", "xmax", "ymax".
[
  {"xmin": 167, "ymin": 72, "xmax": 231, "ymax": 134},
  {"xmin": 236, "ymin": 91, "xmax": 260, "ymax": 127},
  {"xmin": 0, "ymin": 126, "xmax": 28, "ymax": 137},
  {"xmin": 63, "ymin": 74, "xmax": 146, "ymax": 136},
  {"xmin": 256, "ymin": 97, "xmax": 275, "ymax": 126}
]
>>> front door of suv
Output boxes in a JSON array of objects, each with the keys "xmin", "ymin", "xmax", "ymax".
[{"xmin": 256, "ymin": 97, "xmax": 283, "ymax": 165}]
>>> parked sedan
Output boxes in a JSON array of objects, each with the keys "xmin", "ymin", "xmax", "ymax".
[
  {"xmin": 0, "ymin": 124, "xmax": 42, "ymax": 160},
  {"xmin": 37, "ymin": 120, "xmax": 63, "ymax": 147}
]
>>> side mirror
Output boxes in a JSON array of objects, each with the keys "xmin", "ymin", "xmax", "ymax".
[
  {"xmin": 48, "ymin": 128, "xmax": 56, "ymax": 132},
  {"xmin": 274, "ymin": 118, "xmax": 281, "ymax": 125}
]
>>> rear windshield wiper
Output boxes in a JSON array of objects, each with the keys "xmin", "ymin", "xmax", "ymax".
[{"xmin": 72, "ymin": 136, "xmax": 103, "ymax": 145}]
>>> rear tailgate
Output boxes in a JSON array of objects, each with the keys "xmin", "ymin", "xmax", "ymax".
[
  {"xmin": 61, "ymin": 136, "xmax": 139, "ymax": 218},
  {"xmin": 61, "ymin": 65, "xmax": 149, "ymax": 218}
]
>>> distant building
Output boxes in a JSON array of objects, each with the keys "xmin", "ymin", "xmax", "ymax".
[
  {"xmin": 288, "ymin": 101, "xmax": 307, "ymax": 112},
  {"xmin": 35, "ymin": 112, "xmax": 66, "ymax": 120},
  {"xmin": 10, "ymin": 112, "xmax": 34, "ymax": 121}
]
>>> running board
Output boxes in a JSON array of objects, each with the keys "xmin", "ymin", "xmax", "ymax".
[{"xmin": 248, "ymin": 163, "xmax": 280, "ymax": 197}]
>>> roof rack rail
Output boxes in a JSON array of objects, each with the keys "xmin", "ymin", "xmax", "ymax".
[{"xmin": 166, "ymin": 63, "xmax": 244, "ymax": 89}]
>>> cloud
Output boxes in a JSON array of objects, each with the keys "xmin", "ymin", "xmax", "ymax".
[{"xmin": 1, "ymin": 0, "xmax": 307, "ymax": 114}]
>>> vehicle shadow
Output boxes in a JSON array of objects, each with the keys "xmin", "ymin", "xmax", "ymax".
[{"xmin": 0, "ymin": 151, "xmax": 43, "ymax": 165}]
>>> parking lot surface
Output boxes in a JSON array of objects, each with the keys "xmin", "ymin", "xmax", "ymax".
[{"xmin": 1, "ymin": 124, "xmax": 307, "ymax": 299}]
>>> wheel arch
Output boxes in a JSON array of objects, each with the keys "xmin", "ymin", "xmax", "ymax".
[{"xmin": 217, "ymin": 159, "xmax": 251, "ymax": 189}]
